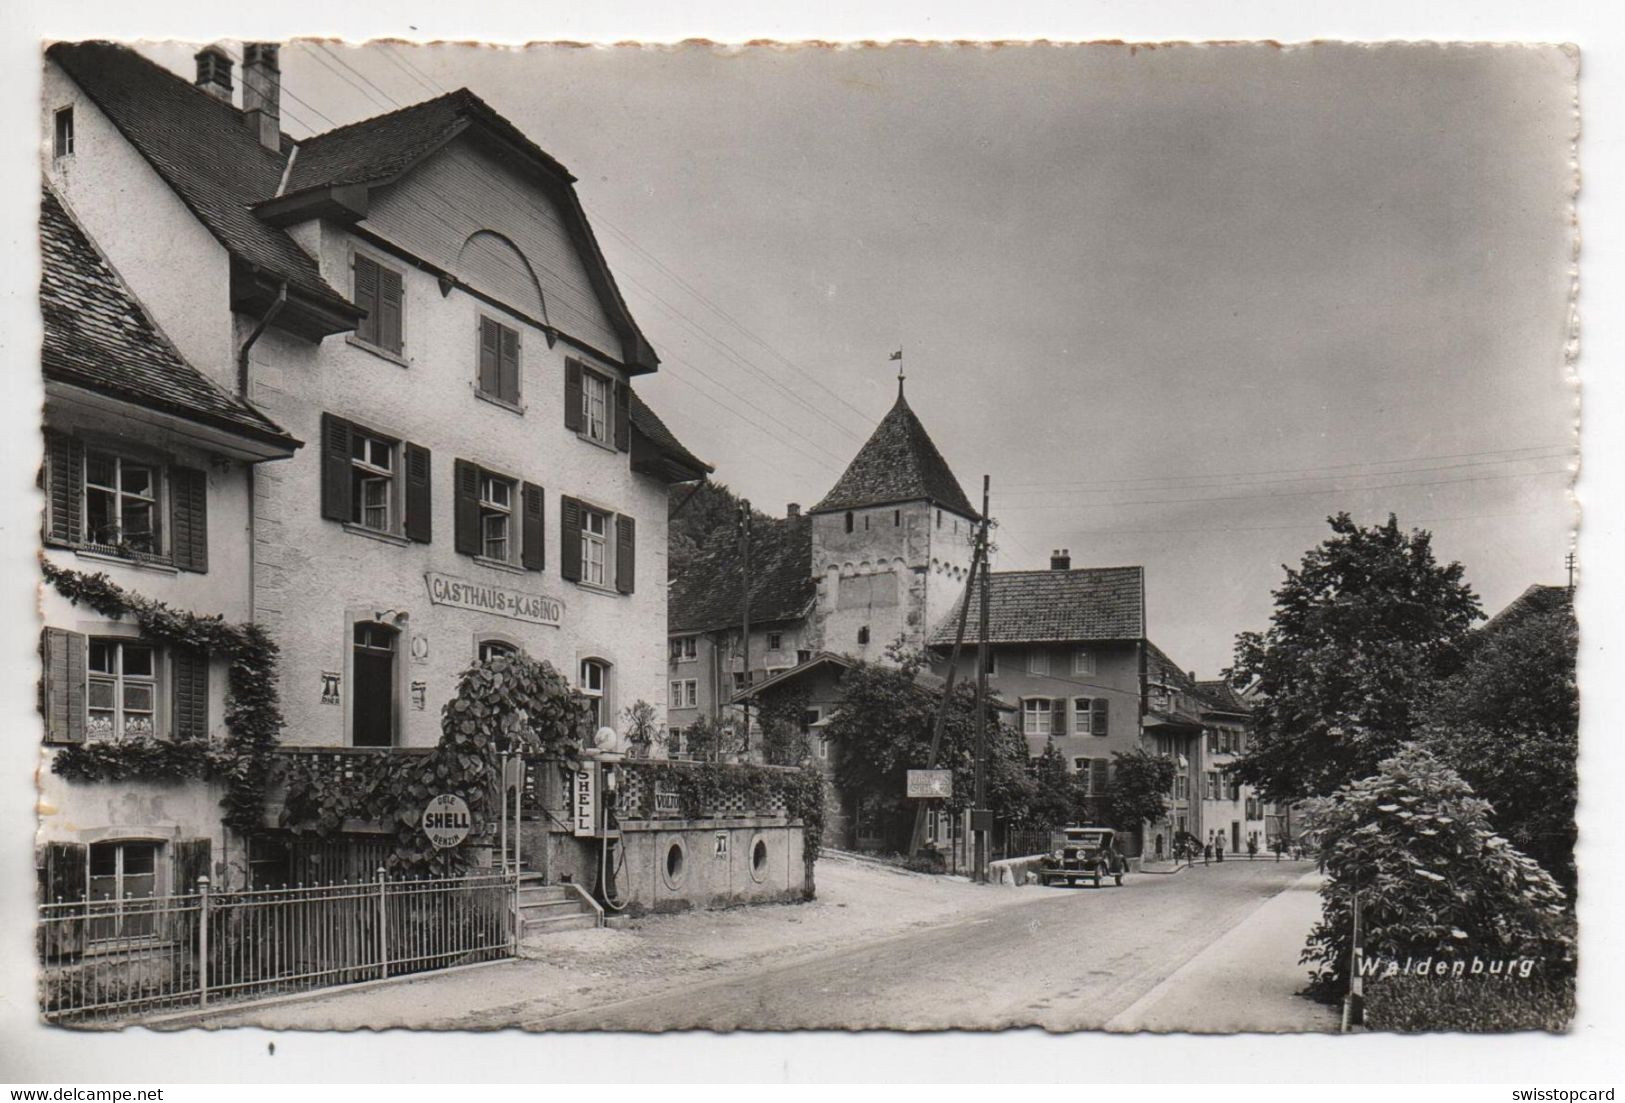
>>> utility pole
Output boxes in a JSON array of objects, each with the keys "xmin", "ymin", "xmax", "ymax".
[
  {"xmin": 738, "ymin": 500, "xmax": 753, "ymax": 758},
  {"xmin": 973, "ymin": 475, "xmax": 991, "ymax": 883},
  {"xmin": 1566, "ymin": 550, "xmax": 1576, "ymax": 592}
]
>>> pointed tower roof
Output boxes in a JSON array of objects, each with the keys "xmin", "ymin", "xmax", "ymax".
[{"xmin": 812, "ymin": 392, "xmax": 978, "ymax": 518}]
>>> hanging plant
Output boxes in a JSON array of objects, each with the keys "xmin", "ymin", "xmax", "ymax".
[{"xmin": 42, "ymin": 561, "xmax": 285, "ymax": 835}]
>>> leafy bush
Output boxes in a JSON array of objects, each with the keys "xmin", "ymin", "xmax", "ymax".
[
  {"xmin": 1108, "ymin": 748, "xmax": 1177, "ymax": 830},
  {"xmin": 1366, "ymin": 974, "xmax": 1574, "ymax": 1033},
  {"xmin": 1301, "ymin": 746, "xmax": 1573, "ymax": 999}
]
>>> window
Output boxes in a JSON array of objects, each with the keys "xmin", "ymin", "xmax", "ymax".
[
  {"xmin": 349, "ymin": 431, "xmax": 396, "ymax": 533},
  {"xmin": 731, "ymin": 671, "xmax": 747, "ymax": 695},
  {"xmin": 983, "ymin": 649, "xmax": 998, "ymax": 676},
  {"xmin": 669, "ymin": 678, "xmax": 697, "ymax": 708},
  {"xmin": 581, "ymin": 507, "xmax": 609, "ymax": 586},
  {"xmin": 893, "ymin": 509, "xmax": 901, "ymax": 527},
  {"xmin": 1072, "ymin": 649, "xmax": 1095, "ymax": 676},
  {"xmin": 478, "ymin": 639, "xmax": 518, "ymax": 663},
  {"xmin": 54, "ymin": 106, "xmax": 74, "ymax": 158},
  {"xmin": 580, "ymin": 659, "xmax": 608, "ymax": 730},
  {"xmin": 670, "ymin": 637, "xmax": 698, "ymax": 663},
  {"xmin": 582, "ymin": 369, "xmax": 611, "ymax": 445},
  {"xmin": 1073, "ymin": 756, "xmax": 1088, "ymax": 772},
  {"xmin": 352, "ymin": 253, "xmax": 404, "ymax": 355},
  {"xmin": 87, "ymin": 841, "xmax": 158, "ymax": 940},
  {"xmin": 84, "ymin": 450, "xmax": 161, "ymax": 555},
  {"xmin": 352, "ymin": 622, "xmax": 397, "ymax": 747},
  {"xmin": 1073, "ymin": 696, "xmax": 1108, "ymax": 737},
  {"xmin": 819, "ymin": 735, "xmax": 830, "ymax": 761},
  {"xmin": 668, "ymin": 727, "xmax": 684, "ymax": 755},
  {"xmin": 479, "ymin": 472, "xmax": 513, "ymax": 561},
  {"xmin": 1075, "ymin": 758, "xmax": 1094, "ymax": 795},
  {"xmin": 857, "ymin": 626, "xmax": 870, "ymax": 646},
  {"xmin": 477, "ymin": 316, "xmax": 521, "ymax": 405},
  {"xmin": 797, "ymin": 649, "xmax": 812, "ymax": 664},
  {"xmin": 1027, "ymin": 649, "xmax": 1050, "ymax": 676},
  {"xmin": 766, "ymin": 632, "xmax": 783, "ymax": 652},
  {"xmin": 87, "ymin": 639, "xmax": 158, "ymax": 741},
  {"xmin": 936, "ymin": 509, "xmax": 942, "ymax": 529},
  {"xmin": 844, "ymin": 512, "xmax": 854, "ymax": 534},
  {"xmin": 1023, "ymin": 698, "xmax": 1053, "ymax": 737}
]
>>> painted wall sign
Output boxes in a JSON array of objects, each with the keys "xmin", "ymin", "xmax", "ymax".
[
  {"xmin": 906, "ymin": 769, "xmax": 954, "ymax": 799},
  {"xmin": 653, "ymin": 782, "xmax": 681, "ymax": 817},
  {"xmin": 573, "ymin": 764, "xmax": 598, "ymax": 837},
  {"xmin": 423, "ymin": 793, "xmax": 472, "ymax": 848},
  {"xmin": 410, "ymin": 634, "xmax": 430, "ymax": 664},
  {"xmin": 714, "ymin": 831, "xmax": 729, "ymax": 859},
  {"xmin": 411, "ymin": 681, "xmax": 427, "ymax": 710},
  {"xmin": 320, "ymin": 671, "xmax": 342, "ymax": 705},
  {"xmin": 424, "ymin": 572, "xmax": 562, "ymax": 627}
]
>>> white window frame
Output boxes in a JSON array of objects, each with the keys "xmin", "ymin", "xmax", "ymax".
[
  {"xmin": 580, "ymin": 506, "xmax": 610, "ymax": 587},
  {"xmin": 478, "ymin": 471, "xmax": 516, "ymax": 564},
  {"xmin": 1072, "ymin": 696, "xmax": 1096, "ymax": 736},
  {"xmin": 54, "ymin": 106, "xmax": 75, "ymax": 159},
  {"xmin": 86, "ymin": 840, "xmax": 161, "ymax": 942},
  {"xmin": 348, "ymin": 430, "xmax": 399, "ymax": 535},
  {"xmin": 86, "ymin": 638, "xmax": 161, "ymax": 742},
  {"xmin": 1076, "ymin": 758, "xmax": 1095, "ymax": 795},
  {"xmin": 1027, "ymin": 649, "xmax": 1050, "ymax": 676},
  {"xmin": 766, "ymin": 632, "xmax": 783, "ymax": 652},
  {"xmin": 581, "ymin": 368, "xmax": 612, "ymax": 446},
  {"xmin": 1022, "ymin": 698, "xmax": 1053, "ymax": 737},
  {"xmin": 580, "ymin": 658, "xmax": 610, "ymax": 732},
  {"xmin": 1072, "ymin": 649, "xmax": 1095, "ymax": 675},
  {"xmin": 670, "ymin": 636, "xmax": 698, "ymax": 663},
  {"xmin": 82, "ymin": 449, "xmax": 166, "ymax": 560},
  {"xmin": 478, "ymin": 637, "xmax": 519, "ymax": 664}
]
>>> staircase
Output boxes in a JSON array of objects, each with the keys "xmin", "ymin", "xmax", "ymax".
[{"xmin": 515, "ymin": 871, "xmax": 602, "ymax": 936}]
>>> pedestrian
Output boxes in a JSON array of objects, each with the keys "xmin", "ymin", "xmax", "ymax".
[
  {"xmin": 1248, "ymin": 836, "xmax": 1258, "ymax": 861},
  {"xmin": 1215, "ymin": 837, "xmax": 1224, "ymax": 863},
  {"xmin": 1202, "ymin": 842, "xmax": 1212, "ymax": 866}
]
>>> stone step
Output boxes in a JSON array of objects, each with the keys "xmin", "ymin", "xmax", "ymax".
[
  {"xmin": 521, "ymin": 911, "xmax": 598, "ymax": 936},
  {"xmin": 517, "ymin": 897, "xmax": 585, "ymax": 918},
  {"xmin": 518, "ymin": 884, "xmax": 574, "ymax": 903}
]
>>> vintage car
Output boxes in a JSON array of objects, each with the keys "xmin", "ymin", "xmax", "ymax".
[{"xmin": 1039, "ymin": 826, "xmax": 1127, "ymax": 887}]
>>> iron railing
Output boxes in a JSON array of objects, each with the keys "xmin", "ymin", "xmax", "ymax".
[{"xmin": 37, "ymin": 870, "xmax": 515, "ymax": 1024}]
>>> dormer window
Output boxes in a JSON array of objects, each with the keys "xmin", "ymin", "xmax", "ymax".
[{"xmin": 54, "ymin": 107, "xmax": 74, "ymax": 159}]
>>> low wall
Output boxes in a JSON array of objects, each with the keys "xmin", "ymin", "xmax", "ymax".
[{"xmin": 990, "ymin": 852, "xmax": 1145, "ymax": 886}]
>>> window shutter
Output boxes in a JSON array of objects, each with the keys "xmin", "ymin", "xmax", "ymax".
[
  {"xmin": 1091, "ymin": 697, "xmax": 1108, "ymax": 736},
  {"xmin": 1051, "ymin": 697, "xmax": 1066, "ymax": 736},
  {"xmin": 319, "ymin": 414, "xmax": 353, "ymax": 523},
  {"xmin": 45, "ymin": 430, "xmax": 83, "ymax": 545},
  {"xmin": 559, "ymin": 496, "xmax": 583, "ymax": 581},
  {"xmin": 521, "ymin": 482, "xmax": 545, "ymax": 571},
  {"xmin": 453, "ymin": 459, "xmax": 481, "ymax": 557},
  {"xmin": 563, "ymin": 360, "xmax": 584, "ymax": 432},
  {"xmin": 353, "ymin": 254, "xmax": 380, "ymax": 346},
  {"xmin": 171, "ymin": 647, "xmax": 209, "ymax": 741},
  {"xmin": 377, "ymin": 266, "xmax": 403, "ymax": 354},
  {"xmin": 403, "ymin": 443, "xmax": 432, "ymax": 544},
  {"xmin": 40, "ymin": 841, "xmax": 87, "ymax": 905},
  {"xmin": 173, "ymin": 838, "xmax": 212, "ymax": 892},
  {"xmin": 615, "ymin": 514, "xmax": 636, "ymax": 594},
  {"xmin": 1091, "ymin": 758, "xmax": 1110, "ymax": 795},
  {"xmin": 613, "ymin": 382, "xmax": 631, "ymax": 452},
  {"xmin": 169, "ymin": 465, "xmax": 209, "ymax": 572},
  {"xmin": 499, "ymin": 325, "xmax": 521, "ymax": 404},
  {"xmin": 40, "ymin": 628, "xmax": 86, "ymax": 744},
  {"xmin": 478, "ymin": 317, "xmax": 500, "ymax": 396}
]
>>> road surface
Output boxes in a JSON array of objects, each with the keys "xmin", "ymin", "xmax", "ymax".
[{"xmin": 523, "ymin": 859, "xmax": 1315, "ymax": 1032}]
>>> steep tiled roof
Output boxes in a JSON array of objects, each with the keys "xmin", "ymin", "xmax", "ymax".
[
  {"xmin": 741, "ymin": 651, "xmax": 1017, "ymax": 712},
  {"xmin": 813, "ymin": 392, "xmax": 977, "ymax": 518},
  {"xmin": 41, "ymin": 187, "xmax": 297, "ymax": 448},
  {"xmin": 669, "ymin": 514, "xmax": 814, "ymax": 633},
  {"xmin": 1482, "ymin": 584, "xmax": 1570, "ymax": 635},
  {"xmin": 1195, "ymin": 679, "xmax": 1252, "ymax": 715},
  {"xmin": 47, "ymin": 42, "xmax": 348, "ymax": 312},
  {"xmin": 630, "ymin": 391, "xmax": 711, "ymax": 480},
  {"xmin": 927, "ymin": 566, "xmax": 1144, "ymax": 646}
]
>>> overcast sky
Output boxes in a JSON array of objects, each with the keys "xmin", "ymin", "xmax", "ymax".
[{"xmin": 144, "ymin": 40, "xmax": 1578, "ymax": 675}]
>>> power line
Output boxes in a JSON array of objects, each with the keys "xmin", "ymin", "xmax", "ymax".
[
  {"xmin": 302, "ymin": 42, "xmax": 401, "ymax": 112},
  {"xmin": 1017, "ymin": 505, "xmax": 1570, "ymax": 541}
]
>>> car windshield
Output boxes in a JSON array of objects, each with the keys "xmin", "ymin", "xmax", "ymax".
[{"xmin": 1066, "ymin": 831, "xmax": 1108, "ymax": 846}]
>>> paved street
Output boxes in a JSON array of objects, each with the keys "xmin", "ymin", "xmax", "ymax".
[{"xmin": 196, "ymin": 854, "xmax": 1329, "ymax": 1033}]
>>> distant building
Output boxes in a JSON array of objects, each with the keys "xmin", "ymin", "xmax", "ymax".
[{"xmin": 1194, "ymin": 679, "xmax": 1266, "ymax": 857}]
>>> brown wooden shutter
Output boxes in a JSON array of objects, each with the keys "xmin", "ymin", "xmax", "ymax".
[
  {"xmin": 169, "ymin": 465, "xmax": 209, "ymax": 572},
  {"xmin": 319, "ymin": 414, "xmax": 353, "ymax": 523},
  {"xmin": 353, "ymin": 254, "xmax": 379, "ymax": 346},
  {"xmin": 40, "ymin": 841, "xmax": 87, "ymax": 904},
  {"xmin": 499, "ymin": 325, "xmax": 521, "ymax": 404},
  {"xmin": 1091, "ymin": 697, "xmax": 1108, "ymax": 736},
  {"xmin": 1051, "ymin": 697, "xmax": 1066, "ymax": 736},
  {"xmin": 453, "ymin": 459, "xmax": 481, "ymax": 556},
  {"xmin": 563, "ymin": 360, "xmax": 584, "ymax": 432},
  {"xmin": 1091, "ymin": 758, "xmax": 1110, "ymax": 795},
  {"xmin": 559, "ymin": 496, "xmax": 583, "ymax": 581},
  {"xmin": 377, "ymin": 265, "xmax": 403, "ymax": 354},
  {"xmin": 45, "ymin": 431, "xmax": 83, "ymax": 545},
  {"xmin": 173, "ymin": 838, "xmax": 212, "ymax": 892},
  {"xmin": 170, "ymin": 647, "xmax": 209, "ymax": 741},
  {"xmin": 403, "ymin": 443, "xmax": 432, "ymax": 544},
  {"xmin": 615, "ymin": 514, "xmax": 636, "ymax": 594},
  {"xmin": 41, "ymin": 628, "xmax": 86, "ymax": 744},
  {"xmin": 521, "ymin": 482, "xmax": 545, "ymax": 571},
  {"xmin": 478, "ymin": 317, "xmax": 500, "ymax": 396},
  {"xmin": 613, "ymin": 381, "xmax": 631, "ymax": 452}
]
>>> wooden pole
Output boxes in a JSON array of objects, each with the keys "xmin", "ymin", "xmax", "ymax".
[
  {"xmin": 973, "ymin": 475, "xmax": 991, "ymax": 882},
  {"xmin": 738, "ymin": 500, "xmax": 752, "ymax": 758}
]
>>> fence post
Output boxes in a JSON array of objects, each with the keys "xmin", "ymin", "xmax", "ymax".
[
  {"xmin": 196, "ymin": 875, "xmax": 210, "ymax": 1009},
  {"xmin": 376, "ymin": 866, "xmax": 388, "ymax": 980}
]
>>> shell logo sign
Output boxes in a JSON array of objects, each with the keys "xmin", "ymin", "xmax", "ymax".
[{"xmin": 423, "ymin": 793, "xmax": 473, "ymax": 848}]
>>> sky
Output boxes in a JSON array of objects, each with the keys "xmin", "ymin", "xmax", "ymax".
[{"xmin": 143, "ymin": 40, "xmax": 1580, "ymax": 676}]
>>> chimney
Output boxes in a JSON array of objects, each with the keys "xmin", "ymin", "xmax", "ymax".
[
  {"xmin": 194, "ymin": 46, "xmax": 234, "ymax": 103},
  {"xmin": 241, "ymin": 43, "xmax": 282, "ymax": 151},
  {"xmin": 786, "ymin": 503, "xmax": 801, "ymax": 518},
  {"xmin": 1050, "ymin": 548, "xmax": 1071, "ymax": 571}
]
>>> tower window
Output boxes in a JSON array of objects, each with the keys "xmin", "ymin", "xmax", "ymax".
[
  {"xmin": 857, "ymin": 626, "xmax": 870, "ymax": 645},
  {"xmin": 54, "ymin": 107, "xmax": 75, "ymax": 158},
  {"xmin": 893, "ymin": 509, "xmax": 901, "ymax": 527},
  {"xmin": 844, "ymin": 511, "xmax": 853, "ymax": 534}
]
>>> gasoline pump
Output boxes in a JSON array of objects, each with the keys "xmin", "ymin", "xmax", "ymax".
[{"xmin": 575, "ymin": 726, "xmax": 630, "ymax": 912}]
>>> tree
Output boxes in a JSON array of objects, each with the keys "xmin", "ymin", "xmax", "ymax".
[
  {"xmin": 1022, "ymin": 739, "xmax": 1081, "ymax": 830},
  {"xmin": 1107, "ymin": 748, "xmax": 1177, "ymax": 832},
  {"xmin": 678, "ymin": 715, "xmax": 736, "ymax": 763},
  {"xmin": 1424, "ymin": 592, "xmax": 1577, "ymax": 892},
  {"xmin": 823, "ymin": 647, "xmax": 1029, "ymax": 850},
  {"xmin": 758, "ymin": 686, "xmax": 813, "ymax": 767},
  {"xmin": 1299, "ymin": 746, "xmax": 1573, "ymax": 997},
  {"xmin": 1229, "ymin": 513, "xmax": 1482, "ymax": 801},
  {"xmin": 667, "ymin": 480, "xmax": 770, "ymax": 582}
]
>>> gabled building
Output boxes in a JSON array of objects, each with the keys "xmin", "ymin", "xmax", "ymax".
[
  {"xmin": 38, "ymin": 181, "xmax": 300, "ymax": 902},
  {"xmin": 1194, "ymin": 678, "xmax": 1266, "ymax": 857},
  {"xmin": 44, "ymin": 41, "xmax": 707, "ymax": 882}
]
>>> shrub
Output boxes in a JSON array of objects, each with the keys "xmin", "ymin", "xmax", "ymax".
[
  {"xmin": 1365, "ymin": 974, "xmax": 1574, "ymax": 1033},
  {"xmin": 1301, "ymin": 745, "xmax": 1573, "ymax": 1001}
]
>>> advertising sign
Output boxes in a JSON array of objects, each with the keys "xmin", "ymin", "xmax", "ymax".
[
  {"xmin": 423, "ymin": 793, "xmax": 472, "ymax": 849},
  {"xmin": 653, "ymin": 781, "xmax": 681, "ymax": 817},
  {"xmin": 423, "ymin": 571, "xmax": 563, "ymax": 627},
  {"xmin": 906, "ymin": 769, "xmax": 954, "ymax": 799},
  {"xmin": 573, "ymin": 763, "xmax": 598, "ymax": 837}
]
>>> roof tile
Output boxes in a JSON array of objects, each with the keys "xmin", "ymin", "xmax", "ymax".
[
  {"xmin": 928, "ymin": 566, "xmax": 1144, "ymax": 645},
  {"xmin": 813, "ymin": 392, "xmax": 977, "ymax": 518}
]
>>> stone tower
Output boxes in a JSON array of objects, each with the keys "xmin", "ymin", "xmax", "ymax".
[{"xmin": 806, "ymin": 387, "xmax": 979, "ymax": 663}]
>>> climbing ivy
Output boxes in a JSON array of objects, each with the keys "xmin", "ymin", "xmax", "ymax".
[
  {"xmin": 43, "ymin": 562, "xmax": 285, "ymax": 835},
  {"xmin": 278, "ymin": 651, "xmax": 588, "ymax": 875}
]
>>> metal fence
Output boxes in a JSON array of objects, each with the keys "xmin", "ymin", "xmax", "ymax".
[{"xmin": 37, "ymin": 871, "xmax": 516, "ymax": 1024}]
